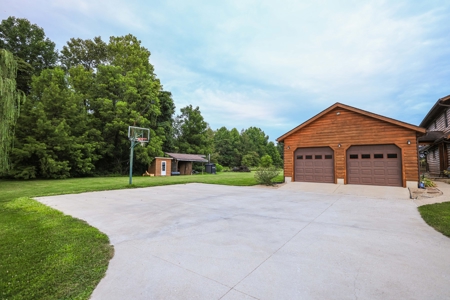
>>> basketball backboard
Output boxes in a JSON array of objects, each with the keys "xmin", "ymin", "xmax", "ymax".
[{"xmin": 128, "ymin": 126, "xmax": 150, "ymax": 146}]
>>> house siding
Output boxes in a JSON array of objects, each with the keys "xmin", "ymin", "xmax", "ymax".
[
  {"xmin": 283, "ymin": 107, "xmax": 420, "ymax": 187},
  {"xmin": 427, "ymin": 109, "xmax": 450, "ymax": 133},
  {"xmin": 427, "ymin": 149, "xmax": 440, "ymax": 175}
]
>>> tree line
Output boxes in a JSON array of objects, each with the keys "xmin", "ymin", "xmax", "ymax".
[{"xmin": 0, "ymin": 17, "xmax": 282, "ymax": 179}]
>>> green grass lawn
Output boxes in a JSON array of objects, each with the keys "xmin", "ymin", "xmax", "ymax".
[
  {"xmin": 0, "ymin": 171, "xmax": 282, "ymax": 299},
  {"xmin": 418, "ymin": 202, "xmax": 450, "ymax": 238}
]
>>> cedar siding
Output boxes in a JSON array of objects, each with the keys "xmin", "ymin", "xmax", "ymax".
[
  {"xmin": 279, "ymin": 104, "xmax": 425, "ymax": 187},
  {"xmin": 148, "ymin": 157, "xmax": 172, "ymax": 176}
]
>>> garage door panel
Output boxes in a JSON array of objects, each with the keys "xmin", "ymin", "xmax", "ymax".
[
  {"xmin": 374, "ymin": 169, "xmax": 385, "ymax": 175},
  {"xmin": 349, "ymin": 161, "xmax": 360, "ymax": 167},
  {"xmin": 387, "ymin": 178, "xmax": 399, "ymax": 184},
  {"xmin": 374, "ymin": 178, "xmax": 386, "ymax": 184},
  {"xmin": 387, "ymin": 169, "xmax": 399, "ymax": 175},
  {"xmin": 361, "ymin": 169, "xmax": 372, "ymax": 175},
  {"xmin": 295, "ymin": 147, "xmax": 334, "ymax": 183},
  {"xmin": 348, "ymin": 169, "xmax": 359, "ymax": 175},
  {"xmin": 361, "ymin": 177, "xmax": 373, "ymax": 184},
  {"xmin": 347, "ymin": 145, "xmax": 402, "ymax": 187}
]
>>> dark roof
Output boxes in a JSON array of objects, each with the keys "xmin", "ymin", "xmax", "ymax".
[
  {"xmin": 165, "ymin": 153, "xmax": 208, "ymax": 162},
  {"xmin": 419, "ymin": 95, "xmax": 450, "ymax": 128},
  {"xmin": 277, "ymin": 102, "xmax": 426, "ymax": 142},
  {"xmin": 418, "ymin": 131, "xmax": 446, "ymax": 143}
]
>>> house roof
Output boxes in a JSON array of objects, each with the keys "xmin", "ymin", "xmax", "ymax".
[
  {"xmin": 419, "ymin": 95, "xmax": 450, "ymax": 128},
  {"xmin": 418, "ymin": 131, "xmax": 446, "ymax": 143},
  {"xmin": 276, "ymin": 102, "xmax": 426, "ymax": 142},
  {"xmin": 165, "ymin": 153, "xmax": 208, "ymax": 162}
]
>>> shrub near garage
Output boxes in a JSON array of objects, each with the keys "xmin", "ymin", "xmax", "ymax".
[{"xmin": 254, "ymin": 167, "xmax": 280, "ymax": 186}]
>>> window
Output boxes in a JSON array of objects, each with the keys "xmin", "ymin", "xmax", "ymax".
[
  {"xmin": 387, "ymin": 154, "xmax": 397, "ymax": 159},
  {"xmin": 297, "ymin": 155, "xmax": 303, "ymax": 159},
  {"xmin": 362, "ymin": 154, "xmax": 370, "ymax": 159},
  {"xmin": 325, "ymin": 155, "xmax": 333, "ymax": 159},
  {"xmin": 315, "ymin": 155, "xmax": 322, "ymax": 159},
  {"xmin": 349, "ymin": 154, "xmax": 358, "ymax": 159},
  {"xmin": 374, "ymin": 154, "xmax": 383, "ymax": 159},
  {"xmin": 305, "ymin": 155, "xmax": 313, "ymax": 159},
  {"xmin": 445, "ymin": 110, "xmax": 449, "ymax": 128}
]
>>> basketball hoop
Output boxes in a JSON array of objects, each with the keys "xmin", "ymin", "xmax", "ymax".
[
  {"xmin": 128, "ymin": 126, "xmax": 150, "ymax": 185},
  {"xmin": 137, "ymin": 137, "xmax": 148, "ymax": 147}
]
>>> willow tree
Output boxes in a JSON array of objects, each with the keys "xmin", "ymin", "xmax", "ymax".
[{"xmin": 0, "ymin": 49, "xmax": 25, "ymax": 174}]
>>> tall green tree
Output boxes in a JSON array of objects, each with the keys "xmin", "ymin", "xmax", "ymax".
[
  {"xmin": 241, "ymin": 127, "xmax": 269, "ymax": 158},
  {"xmin": 213, "ymin": 127, "xmax": 241, "ymax": 167},
  {"xmin": 10, "ymin": 68, "xmax": 99, "ymax": 179},
  {"xmin": 174, "ymin": 105, "xmax": 211, "ymax": 154},
  {"xmin": 89, "ymin": 35, "xmax": 163, "ymax": 174},
  {"xmin": 59, "ymin": 34, "xmax": 170, "ymax": 174},
  {"xmin": 0, "ymin": 49, "xmax": 26, "ymax": 174},
  {"xmin": 157, "ymin": 90, "xmax": 176, "ymax": 152},
  {"xmin": 266, "ymin": 141, "xmax": 283, "ymax": 167},
  {"xmin": 59, "ymin": 36, "xmax": 108, "ymax": 71},
  {"xmin": 0, "ymin": 16, "xmax": 58, "ymax": 93}
]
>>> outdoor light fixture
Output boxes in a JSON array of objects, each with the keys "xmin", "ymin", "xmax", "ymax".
[
  {"xmin": 407, "ymin": 140, "xmax": 411, "ymax": 145},
  {"xmin": 336, "ymin": 112, "xmax": 340, "ymax": 115},
  {"xmin": 338, "ymin": 144, "xmax": 341, "ymax": 147},
  {"xmin": 287, "ymin": 146, "xmax": 290, "ymax": 149}
]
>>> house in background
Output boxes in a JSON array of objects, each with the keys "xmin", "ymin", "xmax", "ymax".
[
  {"xmin": 165, "ymin": 153, "xmax": 208, "ymax": 175},
  {"xmin": 277, "ymin": 103, "xmax": 426, "ymax": 188},
  {"xmin": 419, "ymin": 95, "xmax": 450, "ymax": 176}
]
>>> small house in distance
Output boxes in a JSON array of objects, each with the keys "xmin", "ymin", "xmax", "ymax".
[
  {"xmin": 148, "ymin": 157, "xmax": 173, "ymax": 176},
  {"xmin": 166, "ymin": 153, "xmax": 208, "ymax": 175}
]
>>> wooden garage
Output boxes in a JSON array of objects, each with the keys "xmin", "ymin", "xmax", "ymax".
[{"xmin": 276, "ymin": 103, "xmax": 426, "ymax": 188}]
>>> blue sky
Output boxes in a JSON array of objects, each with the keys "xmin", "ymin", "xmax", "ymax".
[{"xmin": 2, "ymin": 0, "xmax": 450, "ymax": 141}]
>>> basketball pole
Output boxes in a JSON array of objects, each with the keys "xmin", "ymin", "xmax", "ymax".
[{"xmin": 129, "ymin": 139, "xmax": 136, "ymax": 185}]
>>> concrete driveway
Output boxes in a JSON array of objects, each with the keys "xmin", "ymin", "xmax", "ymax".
[{"xmin": 37, "ymin": 183, "xmax": 450, "ymax": 300}]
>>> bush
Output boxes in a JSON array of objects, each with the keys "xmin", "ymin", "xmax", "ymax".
[
  {"xmin": 422, "ymin": 177, "xmax": 436, "ymax": 187},
  {"xmin": 260, "ymin": 154, "xmax": 273, "ymax": 167},
  {"xmin": 254, "ymin": 167, "xmax": 280, "ymax": 186},
  {"xmin": 241, "ymin": 152, "xmax": 260, "ymax": 167},
  {"xmin": 215, "ymin": 163, "xmax": 223, "ymax": 172}
]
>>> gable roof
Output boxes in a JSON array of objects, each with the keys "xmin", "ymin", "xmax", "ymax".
[
  {"xmin": 277, "ymin": 102, "xmax": 426, "ymax": 142},
  {"xmin": 419, "ymin": 95, "xmax": 450, "ymax": 128},
  {"xmin": 165, "ymin": 153, "xmax": 208, "ymax": 162}
]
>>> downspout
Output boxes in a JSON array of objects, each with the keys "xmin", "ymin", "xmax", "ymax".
[{"xmin": 417, "ymin": 134, "xmax": 422, "ymax": 187}]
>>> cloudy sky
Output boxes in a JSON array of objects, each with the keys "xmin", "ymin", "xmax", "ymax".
[{"xmin": 2, "ymin": 0, "xmax": 450, "ymax": 141}]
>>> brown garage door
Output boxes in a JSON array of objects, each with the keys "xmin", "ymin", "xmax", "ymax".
[
  {"xmin": 294, "ymin": 147, "xmax": 334, "ymax": 183},
  {"xmin": 347, "ymin": 145, "xmax": 402, "ymax": 187}
]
